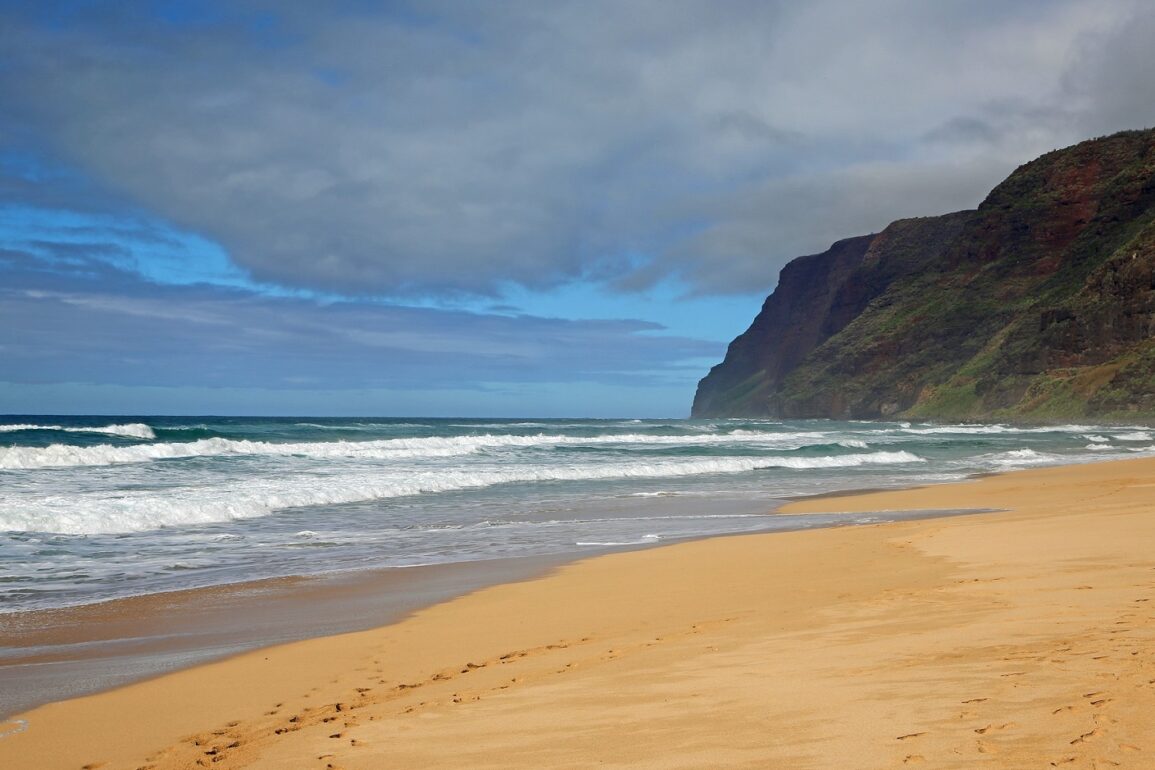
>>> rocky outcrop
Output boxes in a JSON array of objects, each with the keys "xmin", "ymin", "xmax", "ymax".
[
  {"xmin": 693, "ymin": 128, "xmax": 1155, "ymax": 420},
  {"xmin": 690, "ymin": 234, "xmax": 875, "ymax": 418}
]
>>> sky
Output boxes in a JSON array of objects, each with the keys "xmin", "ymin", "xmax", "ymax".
[{"xmin": 2, "ymin": 0, "xmax": 1155, "ymax": 417}]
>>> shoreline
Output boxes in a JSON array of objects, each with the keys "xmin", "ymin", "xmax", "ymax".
[
  {"xmin": 4, "ymin": 456, "xmax": 1155, "ymax": 768},
  {"xmin": 0, "ymin": 552, "xmax": 579, "ymax": 720},
  {"xmin": 0, "ymin": 498, "xmax": 979, "ymax": 720}
]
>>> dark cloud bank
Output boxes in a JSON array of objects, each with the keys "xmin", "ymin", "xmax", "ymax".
[
  {"xmin": 3, "ymin": 0, "xmax": 1154, "ymax": 299},
  {"xmin": 1, "ymin": 246, "xmax": 716, "ymax": 393}
]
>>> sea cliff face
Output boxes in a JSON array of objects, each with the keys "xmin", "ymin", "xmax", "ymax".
[{"xmin": 693, "ymin": 128, "xmax": 1155, "ymax": 420}]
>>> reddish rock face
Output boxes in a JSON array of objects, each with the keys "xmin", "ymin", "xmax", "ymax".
[
  {"xmin": 690, "ymin": 234, "xmax": 875, "ymax": 419},
  {"xmin": 1034, "ymin": 157, "xmax": 1101, "ymax": 256},
  {"xmin": 693, "ymin": 128, "xmax": 1155, "ymax": 420}
]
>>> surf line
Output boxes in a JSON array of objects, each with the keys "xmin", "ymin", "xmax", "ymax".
[{"xmin": 0, "ymin": 719, "xmax": 29, "ymax": 738}]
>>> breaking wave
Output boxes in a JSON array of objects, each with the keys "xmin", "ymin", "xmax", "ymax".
[
  {"xmin": 0, "ymin": 431, "xmax": 867, "ymax": 470},
  {"xmin": 982, "ymin": 448, "xmax": 1063, "ymax": 468},
  {"xmin": 0, "ymin": 422, "xmax": 155, "ymax": 440},
  {"xmin": 0, "ymin": 451, "xmax": 924, "ymax": 534},
  {"xmin": 897, "ymin": 424, "xmax": 1099, "ymax": 436}
]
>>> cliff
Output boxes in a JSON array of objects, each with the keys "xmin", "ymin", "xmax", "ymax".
[{"xmin": 692, "ymin": 128, "xmax": 1155, "ymax": 420}]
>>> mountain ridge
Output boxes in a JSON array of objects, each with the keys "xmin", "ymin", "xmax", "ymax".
[{"xmin": 692, "ymin": 128, "xmax": 1155, "ymax": 421}]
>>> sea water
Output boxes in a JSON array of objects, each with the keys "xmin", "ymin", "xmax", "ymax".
[{"xmin": 1, "ymin": 416, "xmax": 1151, "ymax": 613}]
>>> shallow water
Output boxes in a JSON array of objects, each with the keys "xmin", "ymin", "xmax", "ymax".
[{"xmin": 2, "ymin": 416, "xmax": 1150, "ymax": 612}]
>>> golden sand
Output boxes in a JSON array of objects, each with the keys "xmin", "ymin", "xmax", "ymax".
[{"xmin": 3, "ymin": 456, "xmax": 1154, "ymax": 769}]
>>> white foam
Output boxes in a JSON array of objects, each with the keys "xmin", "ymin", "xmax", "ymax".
[
  {"xmin": 0, "ymin": 719, "xmax": 29, "ymax": 738},
  {"xmin": 576, "ymin": 533, "xmax": 663, "ymax": 547},
  {"xmin": 0, "ymin": 451, "xmax": 925, "ymax": 534},
  {"xmin": 0, "ymin": 436, "xmax": 481, "ymax": 469},
  {"xmin": 1001, "ymin": 448, "xmax": 1045, "ymax": 459},
  {"xmin": 984, "ymin": 448, "xmax": 1060, "ymax": 468},
  {"xmin": 0, "ymin": 423, "xmax": 155, "ymax": 440},
  {"xmin": 294, "ymin": 422, "xmax": 431, "ymax": 431},
  {"xmin": 1115, "ymin": 431, "xmax": 1153, "ymax": 441},
  {"xmin": 0, "ymin": 430, "xmax": 867, "ymax": 470},
  {"xmin": 900, "ymin": 423, "xmax": 1098, "ymax": 436}
]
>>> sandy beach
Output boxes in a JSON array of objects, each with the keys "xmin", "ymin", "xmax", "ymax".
[{"xmin": 3, "ymin": 455, "xmax": 1155, "ymax": 769}]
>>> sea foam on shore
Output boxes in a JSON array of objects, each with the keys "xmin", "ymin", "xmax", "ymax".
[{"xmin": 2, "ymin": 416, "xmax": 1151, "ymax": 613}]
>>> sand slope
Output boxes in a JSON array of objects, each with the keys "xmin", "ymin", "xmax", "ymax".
[{"xmin": 2, "ymin": 457, "xmax": 1154, "ymax": 769}]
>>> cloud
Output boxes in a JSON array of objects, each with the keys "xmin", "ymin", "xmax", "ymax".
[
  {"xmin": 0, "ymin": 246, "xmax": 719, "ymax": 393},
  {"xmin": 658, "ymin": 157, "xmax": 1016, "ymax": 293},
  {"xmin": 1061, "ymin": 5, "xmax": 1155, "ymax": 137},
  {"xmin": 0, "ymin": 0, "xmax": 1152, "ymax": 298}
]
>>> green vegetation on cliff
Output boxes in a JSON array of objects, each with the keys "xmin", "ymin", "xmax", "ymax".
[{"xmin": 693, "ymin": 128, "xmax": 1155, "ymax": 420}]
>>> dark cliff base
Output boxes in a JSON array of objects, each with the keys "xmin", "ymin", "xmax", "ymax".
[{"xmin": 694, "ymin": 128, "xmax": 1155, "ymax": 421}]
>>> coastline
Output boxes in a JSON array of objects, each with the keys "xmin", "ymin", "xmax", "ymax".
[
  {"xmin": 3, "ymin": 455, "xmax": 1155, "ymax": 768},
  {"xmin": 0, "ymin": 501, "xmax": 970, "ymax": 720},
  {"xmin": 0, "ymin": 553, "xmax": 576, "ymax": 720}
]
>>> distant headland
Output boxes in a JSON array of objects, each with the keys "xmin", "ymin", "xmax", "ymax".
[{"xmin": 694, "ymin": 128, "xmax": 1155, "ymax": 421}]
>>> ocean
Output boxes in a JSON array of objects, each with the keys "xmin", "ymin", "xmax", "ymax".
[{"xmin": 2, "ymin": 415, "xmax": 1152, "ymax": 615}]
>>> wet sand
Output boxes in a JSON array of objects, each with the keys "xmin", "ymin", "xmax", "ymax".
[
  {"xmin": 0, "ymin": 554, "xmax": 570, "ymax": 719},
  {"xmin": 3, "ymin": 456, "xmax": 1155, "ymax": 769},
  {"xmin": 0, "ymin": 508, "xmax": 962, "ymax": 719}
]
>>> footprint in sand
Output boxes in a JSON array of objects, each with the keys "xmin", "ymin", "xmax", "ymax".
[
  {"xmin": 976, "ymin": 739, "xmax": 999, "ymax": 754},
  {"xmin": 1070, "ymin": 728, "xmax": 1102, "ymax": 744}
]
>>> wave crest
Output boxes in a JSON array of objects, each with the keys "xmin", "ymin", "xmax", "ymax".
[
  {"xmin": 0, "ymin": 450, "xmax": 924, "ymax": 534},
  {"xmin": 0, "ymin": 423, "xmax": 155, "ymax": 440},
  {"xmin": 0, "ymin": 431, "xmax": 878, "ymax": 470}
]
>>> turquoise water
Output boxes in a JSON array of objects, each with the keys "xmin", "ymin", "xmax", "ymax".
[{"xmin": 1, "ymin": 416, "xmax": 1150, "ymax": 612}]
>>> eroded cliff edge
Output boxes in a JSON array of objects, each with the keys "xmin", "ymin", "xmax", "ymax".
[{"xmin": 693, "ymin": 128, "xmax": 1155, "ymax": 420}]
